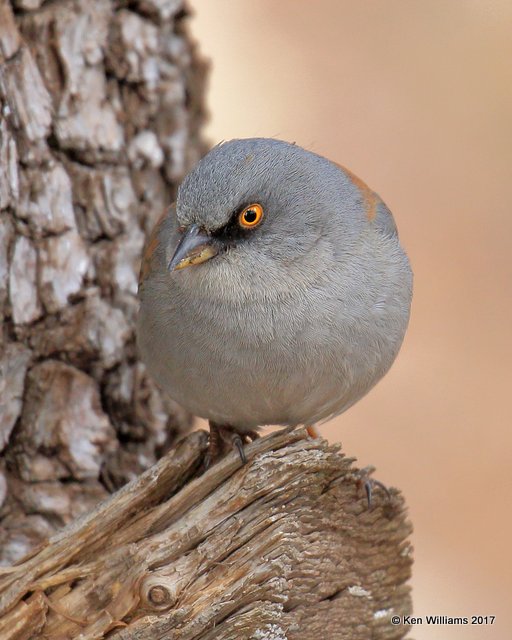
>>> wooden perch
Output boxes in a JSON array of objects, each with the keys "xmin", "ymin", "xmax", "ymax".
[{"xmin": 0, "ymin": 428, "xmax": 412, "ymax": 639}]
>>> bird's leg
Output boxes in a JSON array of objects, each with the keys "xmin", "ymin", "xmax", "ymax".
[
  {"xmin": 305, "ymin": 424, "xmax": 320, "ymax": 438},
  {"xmin": 204, "ymin": 421, "xmax": 222, "ymax": 469},
  {"xmin": 208, "ymin": 422, "xmax": 248, "ymax": 464}
]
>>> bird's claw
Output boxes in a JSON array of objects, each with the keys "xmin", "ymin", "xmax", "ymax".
[
  {"xmin": 364, "ymin": 477, "xmax": 391, "ymax": 509},
  {"xmin": 356, "ymin": 466, "xmax": 391, "ymax": 510},
  {"xmin": 232, "ymin": 434, "xmax": 247, "ymax": 464},
  {"xmin": 207, "ymin": 421, "xmax": 258, "ymax": 467}
]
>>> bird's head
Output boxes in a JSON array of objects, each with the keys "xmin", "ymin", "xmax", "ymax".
[{"xmin": 167, "ymin": 138, "xmax": 368, "ymax": 296}]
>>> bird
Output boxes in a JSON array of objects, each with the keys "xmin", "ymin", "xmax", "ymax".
[{"xmin": 137, "ymin": 137, "xmax": 413, "ymax": 467}]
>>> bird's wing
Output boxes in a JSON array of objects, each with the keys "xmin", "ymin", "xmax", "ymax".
[{"xmin": 138, "ymin": 204, "xmax": 177, "ymax": 291}]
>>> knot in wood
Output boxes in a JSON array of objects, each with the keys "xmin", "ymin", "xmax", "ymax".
[
  {"xmin": 148, "ymin": 585, "xmax": 171, "ymax": 607},
  {"xmin": 141, "ymin": 576, "xmax": 178, "ymax": 611}
]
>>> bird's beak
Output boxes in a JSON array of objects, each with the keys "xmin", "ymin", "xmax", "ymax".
[{"xmin": 168, "ymin": 224, "xmax": 219, "ymax": 271}]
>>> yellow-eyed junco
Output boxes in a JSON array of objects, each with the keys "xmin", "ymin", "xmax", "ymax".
[{"xmin": 137, "ymin": 138, "xmax": 412, "ymax": 463}]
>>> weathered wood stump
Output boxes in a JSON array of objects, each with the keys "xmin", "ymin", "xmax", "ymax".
[{"xmin": 0, "ymin": 428, "xmax": 412, "ymax": 639}]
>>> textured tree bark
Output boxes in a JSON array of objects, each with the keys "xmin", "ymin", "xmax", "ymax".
[
  {"xmin": 0, "ymin": 1, "xmax": 414, "ymax": 637},
  {"xmin": 0, "ymin": 428, "xmax": 413, "ymax": 639},
  {"xmin": 0, "ymin": 0, "xmax": 207, "ymax": 563}
]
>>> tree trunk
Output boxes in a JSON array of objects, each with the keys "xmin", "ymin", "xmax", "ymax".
[
  {"xmin": 0, "ymin": 2, "xmax": 414, "ymax": 637},
  {"xmin": 0, "ymin": 428, "xmax": 413, "ymax": 639},
  {"xmin": 0, "ymin": 0, "xmax": 206, "ymax": 563}
]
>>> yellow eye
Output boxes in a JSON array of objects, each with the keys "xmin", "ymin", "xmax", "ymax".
[{"xmin": 238, "ymin": 203, "xmax": 264, "ymax": 228}]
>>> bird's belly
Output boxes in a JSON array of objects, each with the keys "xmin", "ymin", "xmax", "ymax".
[
  {"xmin": 138, "ymin": 294, "xmax": 392, "ymax": 430},
  {"xmin": 146, "ymin": 336, "xmax": 342, "ymax": 428}
]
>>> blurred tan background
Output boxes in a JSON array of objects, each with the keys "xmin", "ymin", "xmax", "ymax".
[{"xmin": 189, "ymin": 2, "xmax": 512, "ymax": 638}]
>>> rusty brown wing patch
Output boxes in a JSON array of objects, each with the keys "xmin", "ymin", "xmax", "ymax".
[
  {"xmin": 335, "ymin": 162, "xmax": 380, "ymax": 221},
  {"xmin": 138, "ymin": 208, "xmax": 169, "ymax": 290}
]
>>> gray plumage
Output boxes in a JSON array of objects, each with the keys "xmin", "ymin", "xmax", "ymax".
[{"xmin": 137, "ymin": 138, "xmax": 413, "ymax": 431}]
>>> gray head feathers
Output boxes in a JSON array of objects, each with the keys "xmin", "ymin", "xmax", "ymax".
[{"xmin": 176, "ymin": 138, "xmax": 369, "ymax": 241}]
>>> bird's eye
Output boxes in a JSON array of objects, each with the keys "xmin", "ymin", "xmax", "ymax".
[{"xmin": 238, "ymin": 203, "xmax": 264, "ymax": 228}]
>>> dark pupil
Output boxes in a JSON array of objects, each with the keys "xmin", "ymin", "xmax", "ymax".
[{"xmin": 244, "ymin": 209, "xmax": 257, "ymax": 223}]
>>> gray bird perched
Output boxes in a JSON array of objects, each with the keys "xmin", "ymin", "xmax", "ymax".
[{"xmin": 137, "ymin": 138, "xmax": 412, "ymax": 463}]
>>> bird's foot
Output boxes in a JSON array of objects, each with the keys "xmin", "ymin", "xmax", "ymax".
[
  {"xmin": 205, "ymin": 422, "xmax": 259, "ymax": 467},
  {"xmin": 305, "ymin": 424, "xmax": 320, "ymax": 438},
  {"xmin": 356, "ymin": 466, "xmax": 391, "ymax": 510}
]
